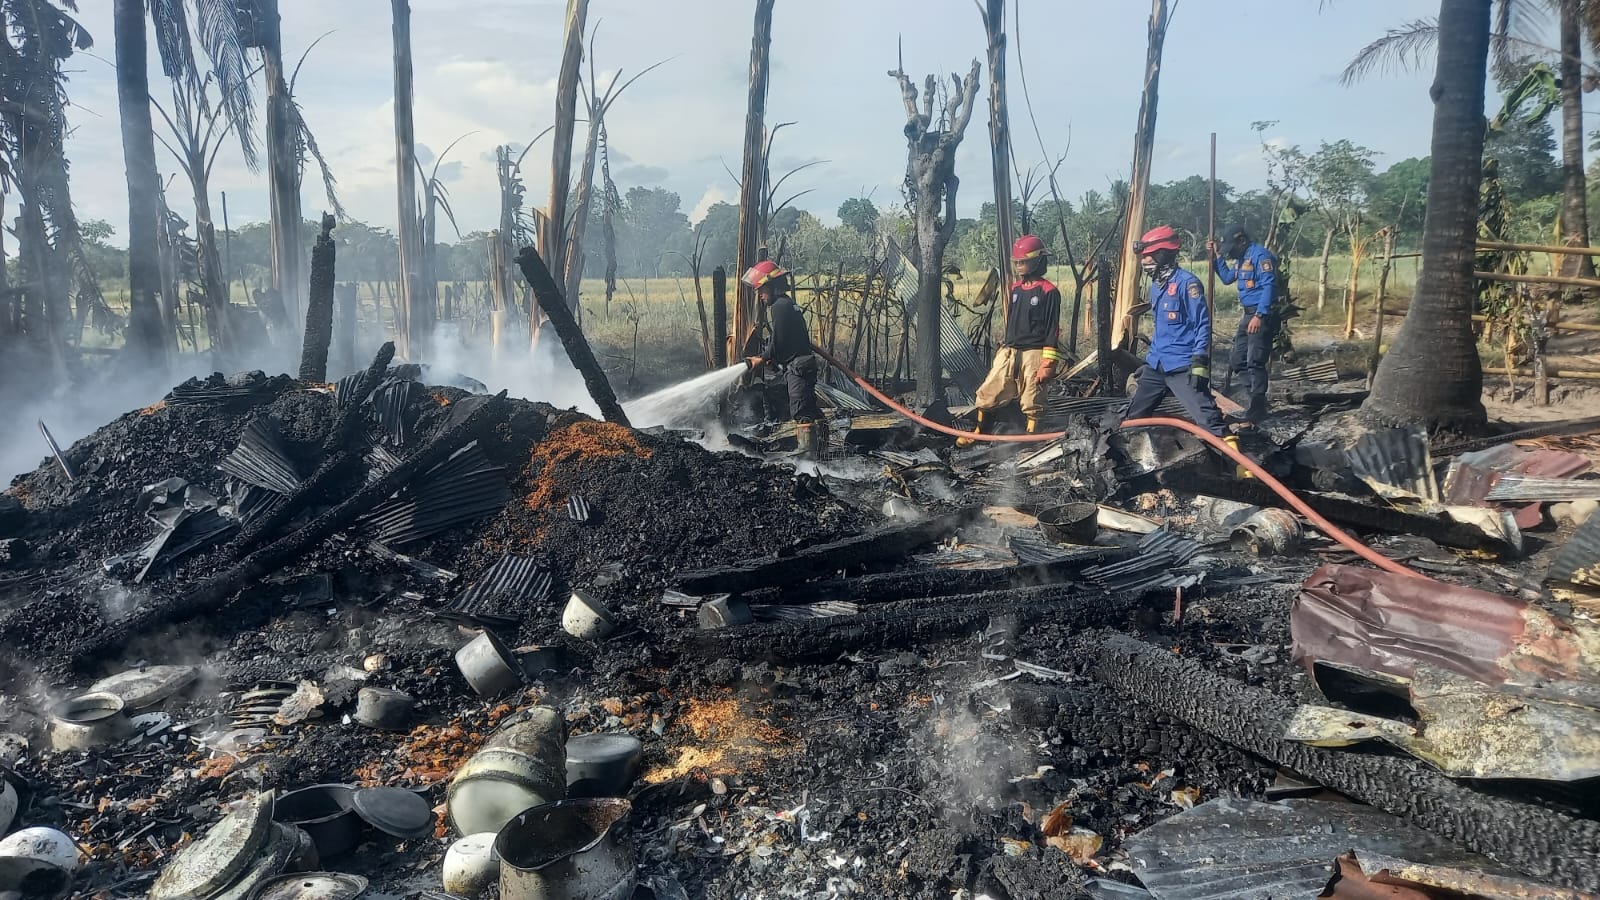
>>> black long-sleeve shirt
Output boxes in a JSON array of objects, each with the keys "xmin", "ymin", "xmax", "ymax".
[
  {"xmin": 762, "ymin": 294, "xmax": 813, "ymax": 364},
  {"xmin": 1002, "ymin": 278, "xmax": 1062, "ymax": 350}
]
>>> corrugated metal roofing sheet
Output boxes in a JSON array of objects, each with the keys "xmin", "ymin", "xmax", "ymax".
[{"xmin": 1347, "ymin": 426, "xmax": 1440, "ymax": 502}]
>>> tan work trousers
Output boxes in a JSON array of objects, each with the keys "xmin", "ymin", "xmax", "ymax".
[{"xmin": 975, "ymin": 346, "xmax": 1048, "ymax": 419}]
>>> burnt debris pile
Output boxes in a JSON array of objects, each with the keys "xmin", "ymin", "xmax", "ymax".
[{"xmin": 2, "ymin": 362, "xmax": 1600, "ymax": 898}]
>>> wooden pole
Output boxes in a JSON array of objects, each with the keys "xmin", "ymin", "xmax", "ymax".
[
  {"xmin": 712, "ymin": 265, "xmax": 729, "ymax": 368},
  {"xmin": 1111, "ymin": 0, "xmax": 1170, "ymax": 349},
  {"xmin": 1487, "ymin": 366, "xmax": 1600, "ymax": 380},
  {"xmin": 733, "ymin": 0, "xmax": 776, "ymax": 360},
  {"xmin": 544, "ymin": 0, "xmax": 590, "ymax": 304},
  {"xmin": 515, "ymin": 246, "xmax": 630, "ymax": 426},
  {"xmin": 1206, "ymin": 131, "xmax": 1216, "ymax": 321},
  {"xmin": 1533, "ymin": 299, "xmax": 1551, "ymax": 405},
  {"xmin": 1097, "ymin": 256, "xmax": 1116, "ymax": 396},
  {"xmin": 260, "ymin": 0, "xmax": 305, "ymax": 328},
  {"xmin": 983, "ymin": 0, "xmax": 1015, "ymax": 284},
  {"xmin": 1476, "ymin": 239, "xmax": 1600, "ymax": 256}
]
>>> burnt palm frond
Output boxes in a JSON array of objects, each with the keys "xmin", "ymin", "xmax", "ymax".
[
  {"xmin": 148, "ymin": 0, "xmax": 198, "ymax": 83},
  {"xmin": 1340, "ymin": 18, "xmax": 1440, "ymax": 85},
  {"xmin": 289, "ymin": 100, "xmax": 344, "ymax": 221}
]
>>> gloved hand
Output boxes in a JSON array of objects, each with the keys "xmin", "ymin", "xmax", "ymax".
[
  {"xmin": 1034, "ymin": 359, "xmax": 1056, "ymax": 385},
  {"xmin": 1188, "ymin": 356, "xmax": 1211, "ymax": 392}
]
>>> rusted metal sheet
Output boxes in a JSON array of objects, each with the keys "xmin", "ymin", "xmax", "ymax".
[
  {"xmin": 1292, "ymin": 565, "xmax": 1600, "ymax": 688},
  {"xmin": 1322, "ymin": 851, "xmax": 1600, "ymax": 899},
  {"xmin": 1443, "ymin": 445, "xmax": 1591, "ymax": 530}
]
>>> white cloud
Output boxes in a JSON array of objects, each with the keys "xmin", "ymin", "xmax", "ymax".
[{"xmin": 689, "ymin": 185, "xmax": 733, "ymax": 223}]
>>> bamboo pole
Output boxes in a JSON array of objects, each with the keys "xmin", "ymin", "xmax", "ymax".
[
  {"xmin": 1369, "ymin": 227, "xmax": 1395, "ymax": 388},
  {"xmin": 1475, "ymin": 270, "xmax": 1600, "ymax": 290},
  {"xmin": 1206, "ymin": 132, "xmax": 1216, "ymax": 321},
  {"xmin": 1487, "ymin": 367, "xmax": 1600, "ymax": 381},
  {"xmin": 1476, "ymin": 239, "xmax": 1600, "ymax": 256},
  {"xmin": 1110, "ymin": 0, "xmax": 1170, "ymax": 350}
]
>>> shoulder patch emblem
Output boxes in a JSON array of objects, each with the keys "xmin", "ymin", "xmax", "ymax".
[
  {"xmin": 1187, "ymin": 282, "xmax": 1202, "ymax": 299},
  {"xmin": 1260, "ymin": 258, "xmax": 1274, "ymax": 272}
]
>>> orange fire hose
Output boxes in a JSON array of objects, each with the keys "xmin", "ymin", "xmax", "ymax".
[{"xmin": 813, "ymin": 347, "xmax": 1422, "ymax": 579}]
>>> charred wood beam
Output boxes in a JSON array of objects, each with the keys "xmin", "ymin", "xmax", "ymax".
[
  {"xmin": 671, "ymin": 508, "xmax": 981, "ymax": 595},
  {"xmin": 1160, "ymin": 468, "xmax": 1504, "ymax": 552},
  {"xmin": 758, "ymin": 546, "xmax": 1132, "ymax": 606},
  {"xmin": 298, "ymin": 214, "xmax": 337, "ymax": 383},
  {"xmin": 68, "ymin": 392, "xmax": 511, "ymax": 667},
  {"xmin": 229, "ymin": 343, "xmax": 397, "ymax": 556},
  {"xmin": 1079, "ymin": 631, "xmax": 1600, "ymax": 890},
  {"xmin": 515, "ymin": 246, "xmax": 630, "ymax": 427},
  {"xmin": 678, "ymin": 582, "xmax": 1149, "ymax": 662}
]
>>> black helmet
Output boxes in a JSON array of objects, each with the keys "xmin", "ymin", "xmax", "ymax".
[{"xmin": 1220, "ymin": 223, "xmax": 1249, "ymax": 243}]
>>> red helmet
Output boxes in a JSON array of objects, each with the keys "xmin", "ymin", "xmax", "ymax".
[
  {"xmin": 1136, "ymin": 225, "xmax": 1181, "ymax": 255},
  {"xmin": 741, "ymin": 260, "xmax": 788, "ymax": 289},
  {"xmin": 1011, "ymin": 234, "xmax": 1048, "ymax": 262}
]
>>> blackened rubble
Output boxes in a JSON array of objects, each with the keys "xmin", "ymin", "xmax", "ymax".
[{"xmin": 2, "ymin": 366, "xmax": 1600, "ymax": 899}]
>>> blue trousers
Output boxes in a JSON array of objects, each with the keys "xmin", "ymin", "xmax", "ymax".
[
  {"xmin": 1123, "ymin": 365, "xmax": 1227, "ymax": 438},
  {"xmin": 1230, "ymin": 310, "xmax": 1279, "ymax": 402}
]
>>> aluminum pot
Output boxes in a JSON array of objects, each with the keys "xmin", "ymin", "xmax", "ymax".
[
  {"xmin": 561, "ymin": 591, "xmax": 618, "ymax": 640},
  {"xmin": 1037, "ymin": 502, "xmax": 1099, "ymax": 545},
  {"xmin": 456, "ymin": 631, "xmax": 523, "ymax": 697},
  {"xmin": 442, "ymin": 832, "xmax": 499, "ymax": 897},
  {"xmin": 47, "ymin": 692, "xmax": 131, "ymax": 751},
  {"xmin": 447, "ymin": 706, "xmax": 567, "ymax": 837},
  {"xmin": 496, "ymin": 799, "xmax": 633, "ymax": 900},
  {"xmin": 354, "ymin": 687, "xmax": 414, "ymax": 730},
  {"xmin": 565, "ymin": 735, "xmax": 643, "ymax": 799},
  {"xmin": 273, "ymin": 784, "xmax": 360, "ymax": 860}
]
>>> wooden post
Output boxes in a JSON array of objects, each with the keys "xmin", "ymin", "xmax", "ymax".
[
  {"xmin": 516, "ymin": 246, "xmax": 630, "ymax": 426},
  {"xmin": 1111, "ymin": 0, "xmax": 1170, "ymax": 350},
  {"xmin": 1343, "ymin": 228, "xmax": 1364, "ymax": 340},
  {"xmin": 733, "ymin": 0, "xmax": 776, "ymax": 360},
  {"xmin": 1097, "ymin": 256, "xmax": 1116, "ymax": 396},
  {"xmin": 1369, "ymin": 227, "xmax": 1394, "ymax": 388},
  {"xmin": 1534, "ymin": 298, "xmax": 1553, "ymax": 405},
  {"xmin": 298, "ymin": 214, "xmax": 337, "ymax": 383},
  {"xmin": 259, "ymin": 0, "xmax": 305, "ymax": 328},
  {"xmin": 1206, "ymin": 132, "xmax": 1216, "ymax": 320}
]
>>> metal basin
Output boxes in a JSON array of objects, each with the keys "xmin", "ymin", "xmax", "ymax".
[
  {"xmin": 1038, "ymin": 502, "xmax": 1099, "ymax": 545},
  {"xmin": 273, "ymin": 785, "xmax": 359, "ymax": 860},
  {"xmin": 47, "ymin": 693, "xmax": 131, "ymax": 751},
  {"xmin": 496, "ymin": 798, "xmax": 633, "ymax": 900}
]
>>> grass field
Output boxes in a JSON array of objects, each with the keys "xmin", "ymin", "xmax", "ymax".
[{"xmin": 81, "ymin": 251, "xmax": 1432, "ymax": 390}]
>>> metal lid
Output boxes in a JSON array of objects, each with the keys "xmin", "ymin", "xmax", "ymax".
[
  {"xmin": 149, "ymin": 791, "xmax": 275, "ymax": 900},
  {"xmin": 255, "ymin": 872, "xmax": 369, "ymax": 900},
  {"xmin": 88, "ymin": 665, "xmax": 198, "ymax": 710},
  {"xmin": 209, "ymin": 823, "xmax": 300, "ymax": 900},
  {"xmin": 351, "ymin": 787, "xmax": 433, "ymax": 839}
]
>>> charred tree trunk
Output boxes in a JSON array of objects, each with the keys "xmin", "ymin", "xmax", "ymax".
[
  {"xmin": 544, "ymin": 0, "xmax": 590, "ymax": 308},
  {"xmin": 392, "ymin": 0, "xmax": 426, "ymax": 360},
  {"xmin": 1364, "ymin": 0, "xmax": 1489, "ymax": 430},
  {"xmin": 260, "ymin": 0, "xmax": 305, "ymax": 330},
  {"xmin": 299, "ymin": 214, "xmax": 337, "ymax": 382},
  {"xmin": 712, "ymin": 265, "xmax": 728, "ymax": 367},
  {"xmin": 733, "ymin": 0, "xmax": 776, "ymax": 360},
  {"xmin": 1111, "ymin": 0, "xmax": 1170, "ymax": 349},
  {"xmin": 564, "ymin": 102, "xmax": 602, "ymax": 304},
  {"xmin": 515, "ymin": 246, "xmax": 630, "ymax": 426},
  {"xmin": 115, "ymin": 0, "xmax": 169, "ymax": 373},
  {"xmin": 1558, "ymin": 0, "xmax": 1593, "ymax": 278},
  {"xmin": 890, "ymin": 60, "xmax": 983, "ymax": 405},
  {"xmin": 981, "ymin": 0, "xmax": 1015, "ymax": 280}
]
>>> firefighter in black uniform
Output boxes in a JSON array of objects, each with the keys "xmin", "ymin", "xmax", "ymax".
[
  {"xmin": 744, "ymin": 260, "xmax": 825, "ymax": 448},
  {"xmin": 956, "ymin": 235, "xmax": 1063, "ymax": 448}
]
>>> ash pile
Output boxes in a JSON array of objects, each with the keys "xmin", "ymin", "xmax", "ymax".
[{"xmin": 1, "ymin": 353, "xmax": 1600, "ymax": 899}]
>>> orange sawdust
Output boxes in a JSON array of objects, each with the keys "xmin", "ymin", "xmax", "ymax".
[
  {"xmin": 354, "ymin": 703, "xmax": 516, "ymax": 787},
  {"xmin": 523, "ymin": 421, "xmax": 652, "ymax": 512},
  {"xmin": 138, "ymin": 400, "xmax": 167, "ymax": 416},
  {"xmin": 643, "ymin": 697, "xmax": 792, "ymax": 785}
]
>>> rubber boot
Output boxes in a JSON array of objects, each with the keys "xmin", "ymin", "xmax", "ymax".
[
  {"xmin": 1223, "ymin": 434, "xmax": 1253, "ymax": 479},
  {"xmin": 956, "ymin": 409, "xmax": 987, "ymax": 448}
]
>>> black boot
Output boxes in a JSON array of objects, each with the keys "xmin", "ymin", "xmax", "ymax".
[{"xmin": 1245, "ymin": 394, "xmax": 1269, "ymax": 424}]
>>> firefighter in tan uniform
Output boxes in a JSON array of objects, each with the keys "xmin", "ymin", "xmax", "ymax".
[{"xmin": 956, "ymin": 235, "xmax": 1063, "ymax": 448}]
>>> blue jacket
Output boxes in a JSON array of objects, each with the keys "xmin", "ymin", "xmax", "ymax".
[
  {"xmin": 1212, "ymin": 243, "xmax": 1278, "ymax": 314},
  {"xmin": 1146, "ymin": 266, "xmax": 1211, "ymax": 373}
]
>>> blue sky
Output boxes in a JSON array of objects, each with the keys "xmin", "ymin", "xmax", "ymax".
[{"xmin": 58, "ymin": 0, "xmax": 1463, "ymax": 241}]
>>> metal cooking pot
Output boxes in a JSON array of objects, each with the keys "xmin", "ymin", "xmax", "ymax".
[
  {"xmin": 447, "ymin": 706, "xmax": 567, "ymax": 837},
  {"xmin": 1037, "ymin": 502, "xmax": 1099, "ymax": 545},
  {"xmin": 496, "ymin": 798, "xmax": 633, "ymax": 900},
  {"xmin": 273, "ymin": 784, "xmax": 360, "ymax": 860},
  {"xmin": 47, "ymin": 693, "xmax": 131, "ymax": 751}
]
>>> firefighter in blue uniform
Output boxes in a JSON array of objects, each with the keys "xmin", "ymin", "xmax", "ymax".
[
  {"xmin": 1208, "ymin": 224, "xmax": 1279, "ymax": 423},
  {"xmin": 1120, "ymin": 226, "xmax": 1240, "ymax": 459}
]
